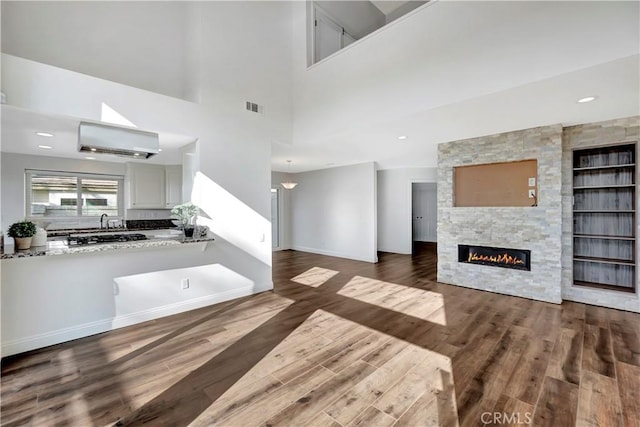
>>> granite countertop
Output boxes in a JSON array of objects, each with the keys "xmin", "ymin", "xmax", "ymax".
[{"xmin": 1, "ymin": 231, "xmax": 214, "ymax": 260}]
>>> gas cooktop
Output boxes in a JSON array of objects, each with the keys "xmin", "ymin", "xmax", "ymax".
[{"xmin": 67, "ymin": 233, "xmax": 148, "ymax": 246}]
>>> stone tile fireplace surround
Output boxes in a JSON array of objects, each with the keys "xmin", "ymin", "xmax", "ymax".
[
  {"xmin": 438, "ymin": 125, "xmax": 563, "ymax": 304},
  {"xmin": 437, "ymin": 117, "xmax": 640, "ymax": 313}
]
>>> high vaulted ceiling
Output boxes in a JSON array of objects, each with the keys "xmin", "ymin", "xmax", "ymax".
[
  {"xmin": 273, "ymin": 0, "xmax": 640, "ymax": 173},
  {"xmin": 0, "ymin": 1, "xmax": 638, "ymax": 174}
]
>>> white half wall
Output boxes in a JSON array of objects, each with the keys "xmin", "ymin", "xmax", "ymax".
[
  {"xmin": 377, "ymin": 167, "xmax": 437, "ymax": 254},
  {"xmin": 291, "ymin": 162, "xmax": 378, "ymax": 262},
  {"xmin": 1, "ymin": 242, "xmax": 273, "ymax": 357}
]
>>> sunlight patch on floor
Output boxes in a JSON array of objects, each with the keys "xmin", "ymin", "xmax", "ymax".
[
  {"xmin": 190, "ymin": 310, "xmax": 457, "ymax": 426},
  {"xmin": 291, "ymin": 267, "xmax": 340, "ymax": 287},
  {"xmin": 112, "ymin": 293, "xmax": 295, "ymax": 411},
  {"xmin": 337, "ymin": 276, "xmax": 447, "ymax": 325}
]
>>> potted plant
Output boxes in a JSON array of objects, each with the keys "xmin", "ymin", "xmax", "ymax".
[
  {"xmin": 7, "ymin": 220, "xmax": 37, "ymax": 250},
  {"xmin": 171, "ymin": 202, "xmax": 199, "ymax": 238}
]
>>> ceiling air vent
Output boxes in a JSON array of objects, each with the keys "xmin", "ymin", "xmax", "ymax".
[{"xmin": 245, "ymin": 101, "xmax": 263, "ymax": 114}]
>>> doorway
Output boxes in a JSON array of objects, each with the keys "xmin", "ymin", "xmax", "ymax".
[
  {"xmin": 271, "ymin": 188, "xmax": 279, "ymax": 250},
  {"xmin": 411, "ymin": 182, "xmax": 437, "ymax": 255}
]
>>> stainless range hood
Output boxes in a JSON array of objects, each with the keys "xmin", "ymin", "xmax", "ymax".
[{"xmin": 78, "ymin": 122, "xmax": 159, "ymax": 159}]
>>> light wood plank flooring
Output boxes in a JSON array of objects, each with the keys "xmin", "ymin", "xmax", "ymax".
[{"xmin": 2, "ymin": 244, "xmax": 639, "ymax": 426}]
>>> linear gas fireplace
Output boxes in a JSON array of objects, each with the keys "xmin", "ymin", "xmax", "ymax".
[{"xmin": 458, "ymin": 244, "xmax": 531, "ymax": 271}]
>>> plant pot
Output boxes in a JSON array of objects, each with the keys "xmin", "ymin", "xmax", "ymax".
[
  {"xmin": 14, "ymin": 237, "xmax": 33, "ymax": 250},
  {"xmin": 183, "ymin": 227, "xmax": 195, "ymax": 238}
]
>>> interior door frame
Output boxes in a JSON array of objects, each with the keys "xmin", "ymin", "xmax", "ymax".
[
  {"xmin": 271, "ymin": 187, "xmax": 282, "ymax": 251},
  {"xmin": 408, "ymin": 179, "xmax": 436, "ymax": 255}
]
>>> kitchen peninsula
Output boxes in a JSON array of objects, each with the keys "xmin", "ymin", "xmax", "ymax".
[
  {"xmin": 1, "ymin": 230, "xmax": 215, "ymax": 259},
  {"xmin": 1, "ymin": 226, "xmax": 269, "ymax": 357}
]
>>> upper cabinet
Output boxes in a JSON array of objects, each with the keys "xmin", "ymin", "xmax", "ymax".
[
  {"xmin": 127, "ymin": 163, "xmax": 182, "ymax": 209},
  {"xmin": 165, "ymin": 165, "xmax": 182, "ymax": 208}
]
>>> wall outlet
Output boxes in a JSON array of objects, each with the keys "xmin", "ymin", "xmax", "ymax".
[
  {"xmin": 528, "ymin": 189, "xmax": 536, "ymax": 198},
  {"xmin": 181, "ymin": 278, "xmax": 189, "ymax": 289},
  {"xmin": 528, "ymin": 177, "xmax": 536, "ymax": 186}
]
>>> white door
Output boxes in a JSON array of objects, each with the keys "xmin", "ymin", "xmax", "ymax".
[
  {"xmin": 314, "ymin": 7, "xmax": 343, "ymax": 62},
  {"xmin": 412, "ymin": 183, "xmax": 437, "ymax": 242},
  {"xmin": 271, "ymin": 188, "xmax": 279, "ymax": 249}
]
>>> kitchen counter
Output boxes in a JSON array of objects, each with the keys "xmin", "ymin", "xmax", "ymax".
[{"xmin": 1, "ymin": 231, "xmax": 214, "ymax": 259}]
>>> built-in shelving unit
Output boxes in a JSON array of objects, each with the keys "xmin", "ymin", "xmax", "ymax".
[{"xmin": 573, "ymin": 143, "xmax": 637, "ymax": 293}]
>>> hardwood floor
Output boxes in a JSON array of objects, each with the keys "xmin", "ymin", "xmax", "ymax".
[{"xmin": 2, "ymin": 244, "xmax": 639, "ymax": 426}]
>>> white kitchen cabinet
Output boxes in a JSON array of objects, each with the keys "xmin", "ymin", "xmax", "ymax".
[
  {"xmin": 165, "ymin": 165, "xmax": 183, "ymax": 208},
  {"xmin": 127, "ymin": 163, "xmax": 165, "ymax": 208},
  {"xmin": 127, "ymin": 163, "xmax": 183, "ymax": 209}
]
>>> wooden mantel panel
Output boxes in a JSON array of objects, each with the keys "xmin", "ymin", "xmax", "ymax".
[{"xmin": 454, "ymin": 159, "xmax": 538, "ymax": 207}]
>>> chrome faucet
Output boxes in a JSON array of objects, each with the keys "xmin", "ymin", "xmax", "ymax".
[{"xmin": 100, "ymin": 213, "xmax": 109, "ymax": 230}]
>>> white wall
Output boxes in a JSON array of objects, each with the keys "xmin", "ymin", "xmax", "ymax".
[
  {"xmin": 377, "ymin": 167, "xmax": 437, "ymax": 254},
  {"xmin": 182, "ymin": 141, "xmax": 198, "ymax": 203},
  {"xmin": 314, "ymin": 1, "xmax": 385, "ymax": 39},
  {"xmin": 193, "ymin": 2, "xmax": 293, "ymax": 145},
  {"xmin": 1, "ymin": 1, "xmax": 190, "ymax": 100},
  {"xmin": 290, "ymin": 162, "xmax": 377, "ymax": 262}
]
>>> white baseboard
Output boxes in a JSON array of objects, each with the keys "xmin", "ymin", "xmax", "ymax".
[
  {"xmin": 291, "ymin": 245, "xmax": 377, "ymax": 263},
  {"xmin": 1, "ymin": 286, "xmax": 264, "ymax": 358},
  {"xmin": 110, "ymin": 287, "xmax": 255, "ymax": 329}
]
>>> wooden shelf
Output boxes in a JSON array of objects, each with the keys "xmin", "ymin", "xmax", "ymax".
[
  {"xmin": 573, "ymin": 185, "xmax": 635, "ymax": 190},
  {"xmin": 573, "ymin": 280, "xmax": 636, "ymax": 293},
  {"xmin": 573, "ymin": 164, "xmax": 635, "ymax": 171},
  {"xmin": 573, "ymin": 144, "xmax": 636, "ymax": 293},
  {"xmin": 574, "ymin": 234, "xmax": 635, "ymax": 240},
  {"xmin": 574, "ymin": 256, "xmax": 634, "ymax": 266},
  {"xmin": 573, "ymin": 210, "xmax": 635, "ymax": 213}
]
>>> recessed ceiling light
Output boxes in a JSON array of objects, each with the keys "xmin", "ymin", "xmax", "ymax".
[
  {"xmin": 398, "ymin": 135, "xmax": 408, "ymax": 140},
  {"xmin": 158, "ymin": 148, "xmax": 163, "ymax": 152},
  {"xmin": 36, "ymin": 132, "xmax": 53, "ymax": 137},
  {"xmin": 37, "ymin": 145, "xmax": 52, "ymax": 149},
  {"xmin": 577, "ymin": 96, "xmax": 597, "ymax": 103},
  {"xmin": 90, "ymin": 148, "xmax": 97, "ymax": 152},
  {"xmin": 85, "ymin": 156, "xmax": 96, "ymax": 160},
  {"xmin": 134, "ymin": 153, "xmax": 140, "ymax": 156}
]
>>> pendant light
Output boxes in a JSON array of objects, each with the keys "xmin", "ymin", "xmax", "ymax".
[{"xmin": 281, "ymin": 160, "xmax": 298, "ymax": 190}]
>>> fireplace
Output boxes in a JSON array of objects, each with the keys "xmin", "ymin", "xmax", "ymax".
[{"xmin": 458, "ymin": 245, "xmax": 531, "ymax": 271}]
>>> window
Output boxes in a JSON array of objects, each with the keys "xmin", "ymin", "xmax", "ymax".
[{"xmin": 26, "ymin": 170, "xmax": 124, "ymax": 220}]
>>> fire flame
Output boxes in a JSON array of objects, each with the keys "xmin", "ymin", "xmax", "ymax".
[{"xmin": 468, "ymin": 252, "xmax": 525, "ymax": 266}]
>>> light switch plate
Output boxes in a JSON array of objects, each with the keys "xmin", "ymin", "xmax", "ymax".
[
  {"xmin": 528, "ymin": 189, "xmax": 536, "ymax": 198},
  {"xmin": 528, "ymin": 177, "xmax": 536, "ymax": 186}
]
